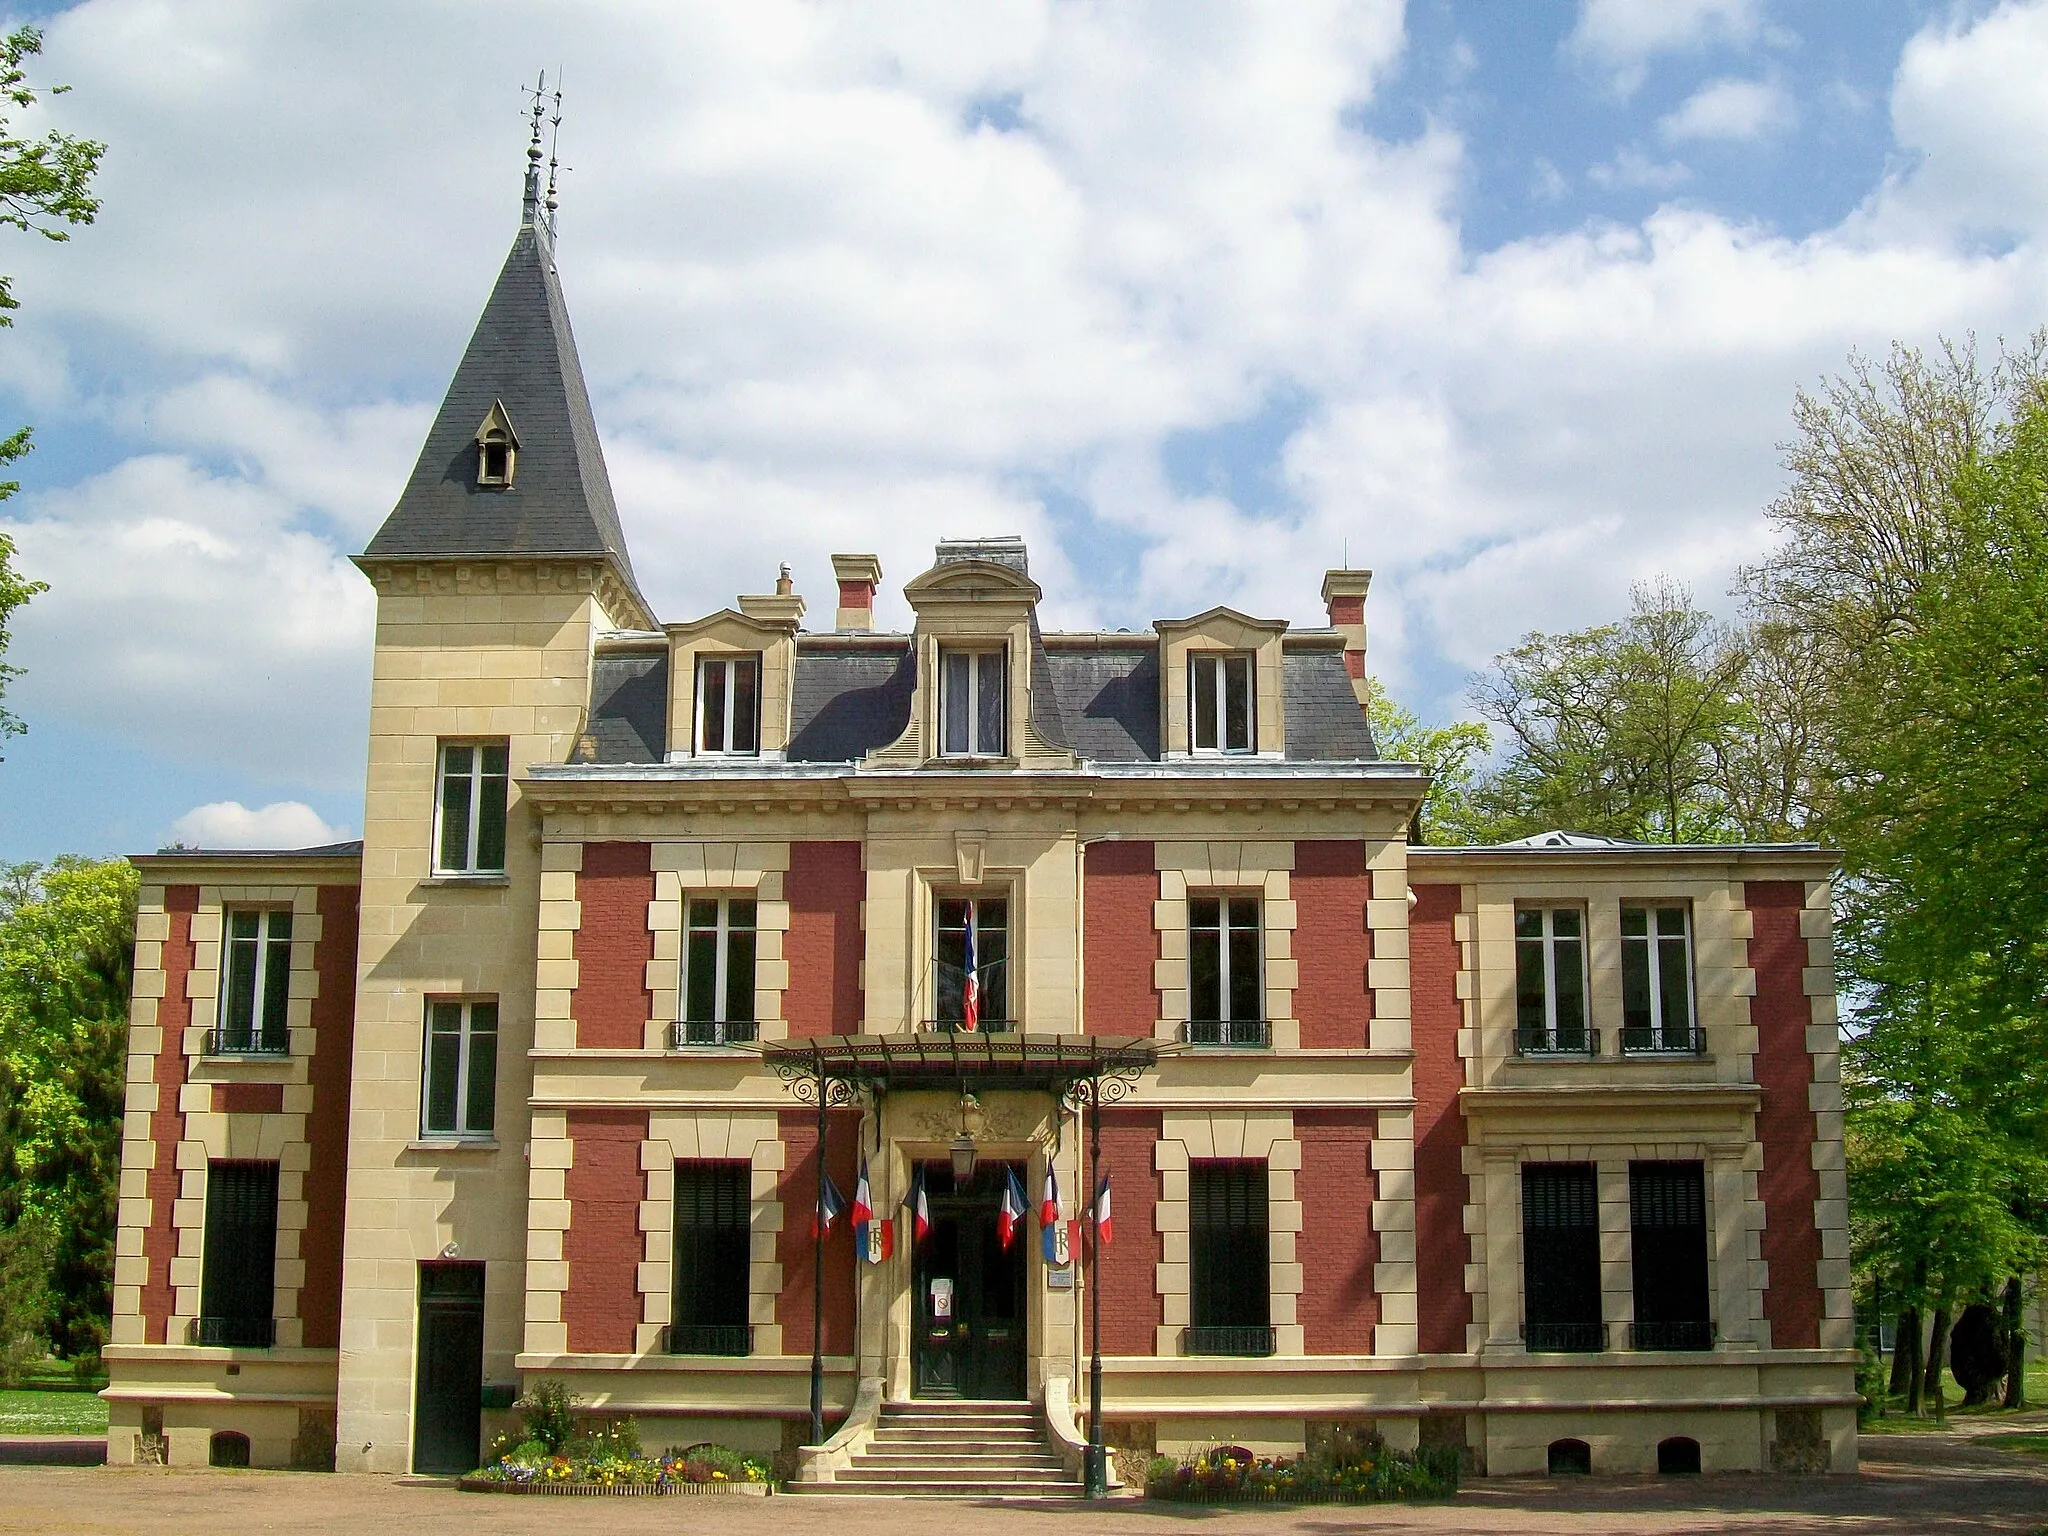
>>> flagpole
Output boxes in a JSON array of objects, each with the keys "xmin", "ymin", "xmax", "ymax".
[
  {"xmin": 810, "ymin": 1081, "xmax": 826, "ymax": 1447},
  {"xmin": 1086, "ymin": 1081, "xmax": 1105, "ymax": 1498}
]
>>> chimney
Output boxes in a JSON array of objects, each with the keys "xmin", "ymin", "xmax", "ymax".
[
  {"xmin": 738, "ymin": 563, "xmax": 806, "ymax": 626},
  {"xmin": 832, "ymin": 553, "xmax": 883, "ymax": 632},
  {"xmin": 1321, "ymin": 569, "xmax": 1372, "ymax": 709}
]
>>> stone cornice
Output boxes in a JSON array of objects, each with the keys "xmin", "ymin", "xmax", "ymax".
[{"xmin": 353, "ymin": 552, "xmax": 654, "ymax": 631}]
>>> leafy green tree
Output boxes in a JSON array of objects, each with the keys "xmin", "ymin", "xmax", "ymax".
[
  {"xmin": 1362, "ymin": 680, "xmax": 1492, "ymax": 845},
  {"xmin": 0, "ymin": 25, "xmax": 105, "ymax": 755},
  {"xmin": 0, "ymin": 856, "xmax": 137, "ymax": 1359}
]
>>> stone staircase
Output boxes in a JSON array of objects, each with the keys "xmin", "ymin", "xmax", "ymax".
[{"xmin": 795, "ymin": 1399, "xmax": 1083, "ymax": 1498}]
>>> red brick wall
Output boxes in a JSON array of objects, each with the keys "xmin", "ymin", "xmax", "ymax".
[
  {"xmin": 1746, "ymin": 880, "xmax": 1823, "ymax": 1350},
  {"xmin": 573, "ymin": 842, "xmax": 654, "ymax": 1049},
  {"xmin": 1084, "ymin": 841, "xmax": 1157, "ymax": 1036},
  {"xmin": 563, "ymin": 1107, "xmax": 648, "ymax": 1354},
  {"xmin": 212, "ymin": 1083, "xmax": 285, "ymax": 1115},
  {"xmin": 299, "ymin": 883, "xmax": 358, "ymax": 1351},
  {"xmin": 1296, "ymin": 1108, "xmax": 1379, "ymax": 1353},
  {"xmin": 785, "ymin": 842, "xmax": 864, "ymax": 1037},
  {"xmin": 1293, "ymin": 841, "xmax": 1372, "ymax": 1048},
  {"xmin": 1085, "ymin": 1108, "xmax": 1163, "ymax": 1355},
  {"xmin": 141, "ymin": 886, "xmax": 198, "ymax": 1344},
  {"xmin": 1411, "ymin": 883, "xmax": 1472, "ymax": 1355},
  {"xmin": 775, "ymin": 1109, "xmax": 859, "ymax": 1355}
]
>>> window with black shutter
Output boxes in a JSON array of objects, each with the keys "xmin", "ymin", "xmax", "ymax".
[
  {"xmin": 198, "ymin": 1161, "xmax": 278, "ymax": 1348},
  {"xmin": 1521, "ymin": 1162, "xmax": 1602, "ymax": 1352},
  {"xmin": 1629, "ymin": 1161, "xmax": 1712, "ymax": 1350},
  {"xmin": 670, "ymin": 1162, "xmax": 752, "ymax": 1355},
  {"xmin": 1187, "ymin": 1160, "xmax": 1271, "ymax": 1356}
]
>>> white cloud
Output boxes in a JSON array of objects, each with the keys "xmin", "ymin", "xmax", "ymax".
[
  {"xmin": 168, "ymin": 800, "xmax": 349, "ymax": 851},
  {"xmin": 1587, "ymin": 147, "xmax": 1694, "ymax": 191},
  {"xmin": 1567, "ymin": 0, "xmax": 1761, "ymax": 93},
  {"xmin": 1531, "ymin": 158, "xmax": 1569, "ymax": 202},
  {"xmin": 1659, "ymin": 77, "xmax": 1794, "ymax": 142}
]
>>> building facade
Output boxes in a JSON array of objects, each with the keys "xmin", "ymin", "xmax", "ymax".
[{"xmin": 101, "ymin": 181, "xmax": 1857, "ymax": 1483}]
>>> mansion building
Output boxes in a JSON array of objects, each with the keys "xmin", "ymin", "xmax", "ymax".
[{"xmin": 103, "ymin": 172, "xmax": 1856, "ymax": 1487}]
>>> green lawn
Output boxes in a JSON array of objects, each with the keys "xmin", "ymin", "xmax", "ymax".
[
  {"xmin": 0, "ymin": 1389, "xmax": 109, "ymax": 1436},
  {"xmin": 1982, "ymin": 1434, "xmax": 2048, "ymax": 1460},
  {"xmin": 1863, "ymin": 1358, "xmax": 2048, "ymax": 1432}
]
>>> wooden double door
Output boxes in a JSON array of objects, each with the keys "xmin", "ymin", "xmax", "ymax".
[{"xmin": 911, "ymin": 1162, "xmax": 1028, "ymax": 1400}]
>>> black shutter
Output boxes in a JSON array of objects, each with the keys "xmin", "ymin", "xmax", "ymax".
[
  {"xmin": 1522, "ymin": 1163, "xmax": 1602, "ymax": 1352},
  {"xmin": 671, "ymin": 1162, "xmax": 752, "ymax": 1355},
  {"xmin": 1629, "ymin": 1162, "xmax": 1711, "ymax": 1349},
  {"xmin": 1188, "ymin": 1161, "xmax": 1271, "ymax": 1354},
  {"xmin": 199, "ymin": 1162, "xmax": 279, "ymax": 1347}
]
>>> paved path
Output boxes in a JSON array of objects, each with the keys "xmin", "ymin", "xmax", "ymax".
[{"xmin": 0, "ymin": 1436, "xmax": 2043, "ymax": 1535}]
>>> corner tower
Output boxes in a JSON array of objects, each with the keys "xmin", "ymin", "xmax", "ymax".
[{"xmin": 340, "ymin": 132, "xmax": 651, "ymax": 1473}]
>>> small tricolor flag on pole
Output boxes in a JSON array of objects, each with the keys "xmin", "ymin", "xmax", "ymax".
[
  {"xmin": 998, "ymin": 1165, "xmax": 1027, "ymax": 1249},
  {"xmin": 961, "ymin": 904, "xmax": 980, "ymax": 1032},
  {"xmin": 1040, "ymin": 1165, "xmax": 1071, "ymax": 1267},
  {"xmin": 852, "ymin": 1155, "xmax": 893, "ymax": 1263},
  {"xmin": 813, "ymin": 1171, "xmax": 847, "ymax": 1239},
  {"xmin": 909, "ymin": 1164, "xmax": 931, "ymax": 1246},
  {"xmin": 1092, "ymin": 1172, "xmax": 1112, "ymax": 1245}
]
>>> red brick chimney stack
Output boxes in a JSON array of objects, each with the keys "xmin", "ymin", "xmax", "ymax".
[{"xmin": 832, "ymin": 553, "xmax": 883, "ymax": 633}]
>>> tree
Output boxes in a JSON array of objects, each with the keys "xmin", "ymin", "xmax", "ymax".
[
  {"xmin": 0, "ymin": 856, "xmax": 137, "ymax": 1359},
  {"xmin": 0, "ymin": 25, "xmax": 105, "ymax": 755},
  {"xmin": 1362, "ymin": 681, "xmax": 1492, "ymax": 845}
]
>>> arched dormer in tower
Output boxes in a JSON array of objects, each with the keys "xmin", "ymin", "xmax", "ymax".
[{"xmin": 474, "ymin": 400, "xmax": 519, "ymax": 489}]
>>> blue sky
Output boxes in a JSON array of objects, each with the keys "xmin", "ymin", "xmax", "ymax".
[{"xmin": 2, "ymin": 0, "xmax": 2044, "ymax": 861}]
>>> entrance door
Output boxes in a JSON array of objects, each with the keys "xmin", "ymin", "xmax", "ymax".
[
  {"xmin": 412, "ymin": 1262, "xmax": 485, "ymax": 1474},
  {"xmin": 912, "ymin": 1162, "xmax": 1027, "ymax": 1400}
]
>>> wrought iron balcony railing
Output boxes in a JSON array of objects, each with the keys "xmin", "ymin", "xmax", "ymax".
[
  {"xmin": 206, "ymin": 1027, "xmax": 288, "ymax": 1057},
  {"xmin": 1183, "ymin": 1018, "xmax": 1271, "ymax": 1048},
  {"xmin": 1618, "ymin": 1025, "xmax": 1707, "ymax": 1056},
  {"xmin": 1522, "ymin": 1320, "xmax": 1606, "ymax": 1353},
  {"xmin": 670, "ymin": 1018, "xmax": 758, "ymax": 1048},
  {"xmin": 190, "ymin": 1315, "xmax": 275, "ymax": 1348},
  {"xmin": 922, "ymin": 1018, "xmax": 1018, "ymax": 1035},
  {"xmin": 661, "ymin": 1323, "xmax": 753, "ymax": 1356},
  {"xmin": 1182, "ymin": 1325, "xmax": 1276, "ymax": 1357},
  {"xmin": 1629, "ymin": 1319, "xmax": 1716, "ymax": 1351},
  {"xmin": 1515, "ymin": 1028, "xmax": 1597, "ymax": 1058}
]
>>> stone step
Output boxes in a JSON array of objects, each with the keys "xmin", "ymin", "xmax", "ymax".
[
  {"xmin": 793, "ymin": 1479, "xmax": 1086, "ymax": 1499},
  {"xmin": 877, "ymin": 1412, "xmax": 1041, "ymax": 1428},
  {"xmin": 869, "ymin": 1427, "xmax": 1047, "ymax": 1444},
  {"xmin": 838, "ymin": 1463, "xmax": 1073, "ymax": 1483},
  {"xmin": 851, "ymin": 1452, "xmax": 1069, "ymax": 1472}
]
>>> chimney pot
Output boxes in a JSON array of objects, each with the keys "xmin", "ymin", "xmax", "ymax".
[{"xmin": 831, "ymin": 553, "xmax": 883, "ymax": 632}]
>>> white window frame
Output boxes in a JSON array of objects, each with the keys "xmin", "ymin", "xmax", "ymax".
[
  {"xmin": 1515, "ymin": 905, "xmax": 1589, "ymax": 1051},
  {"xmin": 217, "ymin": 907, "xmax": 293, "ymax": 1052},
  {"xmin": 679, "ymin": 895, "xmax": 758, "ymax": 1044},
  {"xmin": 695, "ymin": 653, "xmax": 762, "ymax": 757},
  {"xmin": 422, "ymin": 998, "xmax": 497, "ymax": 1139},
  {"xmin": 433, "ymin": 739, "xmax": 509, "ymax": 875},
  {"xmin": 1189, "ymin": 892, "xmax": 1263, "ymax": 1042},
  {"xmin": 939, "ymin": 645, "xmax": 1007, "ymax": 757},
  {"xmin": 1189, "ymin": 652, "xmax": 1255, "ymax": 754},
  {"xmin": 1621, "ymin": 902, "xmax": 1697, "ymax": 1049}
]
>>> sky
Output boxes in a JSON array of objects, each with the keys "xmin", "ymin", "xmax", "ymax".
[{"xmin": 2, "ymin": 0, "xmax": 2046, "ymax": 860}]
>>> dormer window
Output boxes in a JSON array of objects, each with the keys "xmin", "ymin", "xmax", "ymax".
[
  {"xmin": 697, "ymin": 654, "xmax": 761, "ymax": 756},
  {"xmin": 941, "ymin": 645, "xmax": 1006, "ymax": 757},
  {"xmin": 1190, "ymin": 652, "xmax": 1254, "ymax": 753},
  {"xmin": 474, "ymin": 400, "xmax": 519, "ymax": 490}
]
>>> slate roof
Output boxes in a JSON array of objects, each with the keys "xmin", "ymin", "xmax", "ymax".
[
  {"xmin": 585, "ymin": 646, "xmax": 668, "ymax": 764},
  {"xmin": 1282, "ymin": 647, "xmax": 1379, "ymax": 760},
  {"xmin": 1044, "ymin": 641, "xmax": 1160, "ymax": 762},
  {"xmin": 786, "ymin": 641, "xmax": 916, "ymax": 762},
  {"xmin": 361, "ymin": 217, "xmax": 648, "ymax": 616}
]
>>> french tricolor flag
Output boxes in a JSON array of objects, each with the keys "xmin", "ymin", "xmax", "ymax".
[
  {"xmin": 1040, "ymin": 1165, "xmax": 1070, "ymax": 1266},
  {"xmin": 852, "ymin": 1155, "xmax": 875, "ymax": 1229},
  {"xmin": 813, "ymin": 1171, "xmax": 847, "ymax": 1239},
  {"xmin": 1092, "ymin": 1172, "xmax": 1112, "ymax": 1246},
  {"xmin": 909, "ymin": 1165, "xmax": 931, "ymax": 1246},
  {"xmin": 998, "ymin": 1165, "xmax": 1027, "ymax": 1250},
  {"xmin": 961, "ymin": 905, "xmax": 980, "ymax": 1032}
]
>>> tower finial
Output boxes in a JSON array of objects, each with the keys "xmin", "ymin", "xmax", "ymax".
[
  {"xmin": 522, "ymin": 70, "xmax": 548, "ymax": 224},
  {"xmin": 544, "ymin": 71, "xmax": 565, "ymax": 237}
]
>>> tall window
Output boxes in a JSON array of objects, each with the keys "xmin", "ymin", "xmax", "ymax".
[
  {"xmin": 1188, "ymin": 1160, "xmax": 1271, "ymax": 1355},
  {"xmin": 198, "ymin": 1161, "xmax": 278, "ymax": 1348},
  {"xmin": 423, "ymin": 999, "xmax": 497, "ymax": 1138},
  {"xmin": 696, "ymin": 654, "xmax": 761, "ymax": 755},
  {"xmin": 1516, "ymin": 907, "xmax": 1588, "ymax": 1054},
  {"xmin": 1629, "ymin": 1162, "xmax": 1711, "ymax": 1350},
  {"xmin": 681, "ymin": 898, "xmax": 757, "ymax": 1044},
  {"xmin": 1189, "ymin": 652, "xmax": 1254, "ymax": 753},
  {"xmin": 940, "ymin": 646, "xmax": 1006, "ymax": 756},
  {"xmin": 1189, "ymin": 895, "xmax": 1263, "ymax": 1045},
  {"xmin": 435, "ymin": 741, "xmax": 508, "ymax": 874},
  {"xmin": 1621, "ymin": 904, "xmax": 1696, "ymax": 1051},
  {"xmin": 217, "ymin": 909, "xmax": 292, "ymax": 1054},
  {"xmin": 934, "ymin": 896, "xmax": 1008, "ymax": 1031},
  {"xmin": 1521, "ymin": 1163, "xmax": 1603, "ymax": 1352},
  {"xmin": 670, "ymin": 1162, "xmax": 752, "ymax": 1355}
]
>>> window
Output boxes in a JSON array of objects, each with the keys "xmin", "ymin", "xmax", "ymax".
[
  {"xmin": 1621, "ymin": 904, "xmax": 1697, "ymax": 1051},
  {"xmin": 1187, "ymin": 1161, "xmax": 1271, "ymax": 1355},
  {"xmin": 1515, "ymin": 907, "xmax": 1588, "ymax": 1055},
  {"xmin": 940, "ymin": 646, "xmax": 1006, "ymax": 756},
  {"xmin": 669, "ymin": 1162, "xmax": 752, "ymax": 1355},
  {"xmin": 1189, "ymin": 652, "xmax": 1254, "ymax": 753},
  {"xmin": 1189, "ymin": 895, "xmax": 1263, "ymax": 1045},
  {"xmin": 422, "ymin": 1000, "xmax": 497, "ymax": 1138},
  {"xmin": 216, "ymin": 909, "xmax": 292, "ymax": 1054},
  {"xmin": 1629, "ymin": 1161, "xmax": 1711, "ymax": 1350},
  {"xmin": 197, "ymin": 1161, "xmax": 278, "ymax": 1348},
  {"xmin": 1521, "ymin": 1163, "xmax": 1602, "ymax": 1352},
  {"xmin": 478, "ymin": 431, "xmax": 512, "ymax": 487},
  {"xmin": 934, "ymin": 895, "xmax": 1008, "ymax": 1031},
  {"xmin": 679, "ymin": 898, "xmax": 757, "ymax": 1044},
  {"xmin": 435, "ymin": 741, "xmax": 509, "ymax": 875},
  {"xmin": 696, "ymin": 654, "xmax": 761, "ymax": 755}
]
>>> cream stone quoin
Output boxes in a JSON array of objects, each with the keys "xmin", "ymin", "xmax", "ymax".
[{"xmin": 102, "ymin": 156, "xmax": 1854, "ymax": 1488}]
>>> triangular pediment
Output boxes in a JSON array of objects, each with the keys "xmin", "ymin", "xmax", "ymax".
[{"xmin": 475, "ymin": 399, "xmax": 520, "ymax": 447}]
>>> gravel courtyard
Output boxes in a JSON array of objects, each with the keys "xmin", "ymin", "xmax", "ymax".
[{"xmin": 1, "ymin": 1435, "xmax": 2043, "ymax": 1536}]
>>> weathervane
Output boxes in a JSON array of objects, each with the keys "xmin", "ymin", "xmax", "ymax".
[
  {"xmin": 545, "ymin": 71, "xmax": 566, "ymax": 237},
  {"xmin": 521, "ymin": 70, "xmax": 548, "ymax": 224}
]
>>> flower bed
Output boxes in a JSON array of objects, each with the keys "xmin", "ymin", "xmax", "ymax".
[
  {"xmin": 1144, "ymin": 1440, "xmax": 1459, "ymax": 1505},
  {"xmin": 461, "ymin": 1449, "xmax": 773, "ymax": 1496}
]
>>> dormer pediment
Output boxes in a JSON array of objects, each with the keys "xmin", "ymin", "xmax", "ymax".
[
  {"xmin": 665, "ymin": 607, "xmax": 798, "ymax": 643},
  {"xmin": 901, "ymin": 558, "xmax": 1044, "ymax": 606},
  {"xmin": 1154, "ymin": 605, "xmax": 1288, "ymax": 639},
  {"xmin": 475, "ymin": 398, "xmax": 521, "ymax": 449}
]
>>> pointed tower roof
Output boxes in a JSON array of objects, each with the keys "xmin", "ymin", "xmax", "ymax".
[{"xmin": 361, "ymin": 182, "xmax": 651, "ymax": 624}]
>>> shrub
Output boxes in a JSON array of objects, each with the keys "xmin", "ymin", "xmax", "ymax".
[
  {"xmin": 513, "ymin": 1378, "xmax": 582, "ymax": 1455},
  {"xmin": 1146, "ymin": 1434, "xmax": 1458, "ymax": 1504},
  {"xmin": 1952, "ymin": 1303, "xmax": 2011, "ymax": 1406},
  {"xmin": 581, "ymin": 1417, "xmax": 641, "ymax": 1462}
]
